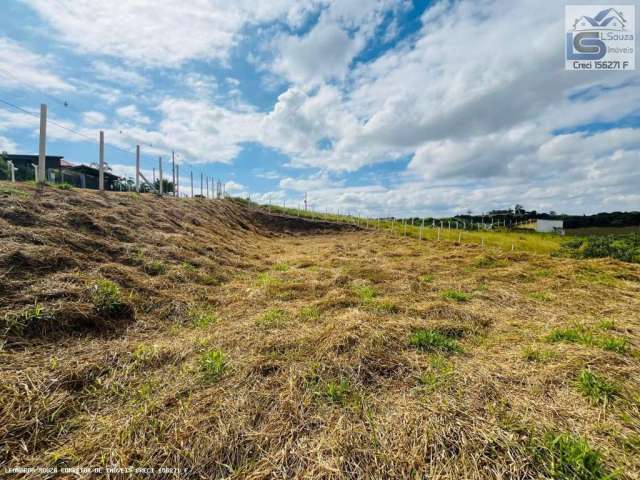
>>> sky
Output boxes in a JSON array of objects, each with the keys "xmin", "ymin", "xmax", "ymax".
[{"xmin": 0, "ymin": 0, "xmax": 638, "ymax": 217}]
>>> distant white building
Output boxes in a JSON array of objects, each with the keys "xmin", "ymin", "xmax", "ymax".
[{"xmin": 536, "ymin": 219, "xmax": 565, "ymax": 234}]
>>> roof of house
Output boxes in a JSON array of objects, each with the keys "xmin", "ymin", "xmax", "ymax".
[
  {"xmin": 63, "ymin": 164, "xmax": 121, "ymax": 179},
  {"xmin": 5, "ymin": 154, "xmax": 64, "ymax": 162}
]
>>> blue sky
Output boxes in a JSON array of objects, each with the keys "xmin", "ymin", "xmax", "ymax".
[{"xmin": 0, "ymin": 0, "xmax": 638, "ymax": 216}]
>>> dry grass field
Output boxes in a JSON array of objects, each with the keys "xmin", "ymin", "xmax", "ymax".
[{"xmin": 1, "ymin": 183, "xmax": 640, "ymax": 479}]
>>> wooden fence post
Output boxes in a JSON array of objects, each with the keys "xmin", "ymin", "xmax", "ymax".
[
  {"xmin": 135, "ymin": 145, "xmax": 140, "ymax": 192},
  {"xmin": 8, "ymin": 161, "xmax": 16, "ymax": 182},
  {"xmin": 99, "ymin": 130, "xmax": 105, "ymax": 191},
  {"xmin": 172, "ymin": 151, "xmax": 176, "ymax": 197},
  {"xmin": 38, "ymin": 104, "xmax": 47, "ymax": 183},
  {"xmin": 176, "ymin": 164, "xmax": 180, "ymax": 197}
]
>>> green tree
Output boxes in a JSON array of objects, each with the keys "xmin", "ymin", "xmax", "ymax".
[
  {"xmin": 0, "ymin": 152, "xmax": 8, "ymax": 180},
  {"xmin": 154, "ymin": 178, "xmax": 174, "ymax": 193}
]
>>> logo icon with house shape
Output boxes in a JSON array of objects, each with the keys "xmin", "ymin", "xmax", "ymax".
[{"xmin": 573, "ymin": 8, "xmax": 627, "ymax": 32}]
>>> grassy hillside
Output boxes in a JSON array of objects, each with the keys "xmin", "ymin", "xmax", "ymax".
[
  {"xmin": 2, "ymin": 183, "xmax": 640, "ymax": 479},
  {"xmin": 264, "ymin": 204, "xmax": 565, "ymax": 255}
]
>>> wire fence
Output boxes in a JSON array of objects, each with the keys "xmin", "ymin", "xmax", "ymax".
[
  {"xmin": 0, "ymin": 90, "xmax": 230, "ymax": 199},
  {"xmin": 0, "ymin": 74, "xmax": 535, "ymax": 252}
]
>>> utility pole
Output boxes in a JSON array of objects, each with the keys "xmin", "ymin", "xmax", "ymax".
[
  {"xmin": 158, "ymin": 157, "xmax": 163, "ymax": 195},
  {"xmin": 172, "ymin": 151, "xmax": 176, "ymax": 196},
  {"xmin": 304, "ymin": 192, "xmax": 308, "ymax": 211},
  {"xmin": 190, "ymin": 171, "xmax": 194, "ymax": 198},
  {"xmin": 99, "ymin": 130, "xmax": 105, "ymax": 191},
  {"xmin": 200, "ymin": 172, "xmax": 203, "ymax": 197},
  {"xmin": 135, "ymin": 145, "xmax": 140, "ymax": 192},
  {"xmin": 38, "ymin": 104, "xmax": 47, "ymax": 183},
  {"xmin": 176, "ymin": 164, "xmax": 180, "ymax": 197}
]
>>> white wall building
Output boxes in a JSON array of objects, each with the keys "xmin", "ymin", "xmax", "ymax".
[{"xmin": 536, "ymin": 219, "xmax": 564, "ymax": 234}]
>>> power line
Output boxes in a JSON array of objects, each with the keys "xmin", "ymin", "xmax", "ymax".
[
  {"xmin": 0, "ymin": 67, "xmax": 77, "ymax": 112},
  {"xmin": 0, "ymin": 97, "xmax": 95, "ymax": 142},
  {"xmin": 0, "ymin": 73, "xmax": 159, "ymax": 154},
  {"xmin": 0, "ymin": 94, "xmax": 204, "ymax": 185}
]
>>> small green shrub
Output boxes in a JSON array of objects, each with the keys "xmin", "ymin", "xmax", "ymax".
[
  {"xmin": 188, "ymin": 306, "xmax": 219, "ymax": 328},
  {"xmin": 197, "ymin": 273, "xmax": 223, "ymax": 287},
  {"xmin": 91, "ymin": 280, "xmax": 125, "ymax": 315},
  {"xmin": 181, "ymin": 262, "xmax": 199, "ymax": 273},
  {"xmin": 548, "ymin": 326, "xmax": 589, "ymax": 344},
  {"xmin": 597, "ymin": 319, "xmax": 616, "ymax": 331},
  {"xmin": 257, "ymin": 308, "xmax": 288, "ymax": 328},
  {"xmin": 541, "ymin": 433, "xmax": 614, "ymax": 480},
  {"xmin": 132, "ymin": 343, "xmax": 160, "ymax": 364},
  {"xmin": 0, "ymin": 186, "xmax": 29, "ymax": 197},
  {"xmin": 599, "ymin": 336, "xmax": 628, "ymax": 354},
  {"xmin": 529, "ymin": 291, "xmax": 552, "ymax": 302},
  {"xmin": 144, "ymin": 260, "xmax": 166, "ymax": 276},
  {"xmin": 576, "ymin": 370, "xmax": 621, "ymax": 405},
  {"xmin": 354, "ymin": 285, "xmax": 377, "ymax": 301},
  {"xmin": 441, "ymin": 290, "xmax": 469, "ymax": 302},
  {"xmin": 418, "ymin": 355, "xmax": 454, "ymax": 391},
  {"xmin": 370, "ymin": 299, "xmax": 399, "ymax": 314},
  {"xmin": 273, "ymin": 263, "xmax": 289, "ymax": 272},
  {"xmin": 3, "ymin": 303, "xmax": 52, "ymax": 336},
  {"xmin": 323, "ymin": 378, "xmax": 351, "ymax": 404},
  {"xmin": 55, "ymin": 182, "xmax": 73, "ymax": 190},
  {"xmin": 199, "ymin": 350, "xmax": 226, "ymax": 381},
  {"xmin": 418, "ymin": 274, "xmax": 434, "ymax": 284},
  {"xmin": 299, "ymin": 306, "xmax": 320, "ymax": 321},
  {"xmin": 522, "ymin": 346, "xmax": 555, "ymax": 363},
  {"xmin": 547, "ymin": 326, "xmax": 628, "ymax": 354},
  {"xmin": 409, "ymin": 329, "xmax": 462, "ymax": 353},
  {"xmin": 257, "ymin": 272, "xmax": 280, "ymax": 289},
  {"xmin": 473, "ymin": 256, "xmax": 503, "ymax": 268}
]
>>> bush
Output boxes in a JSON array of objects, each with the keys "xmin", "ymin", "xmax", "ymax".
[
  {"xmin": 91, "ymin": 280, "xmax": 126, "ymax": 315},
  {"xmin": 409, "ymin": 329, "xmax": 462, "ymax": 353},
  {"xmin": 3, "ymin": 303, "xmax": 53, "ymax": 337},
  {"xmin": 299, "ymin": 306, "xmax": 320, "ymax": 321},
  {"xmin": 540, "ymin": 433, "xmax": 613, "ymax": 480},
  {"xmin": 547, "ymin": 325, "xmax": 629, "ymax": 354},
  {"xmin": 144, "ymin": 260, "xmax": 166, "ymax": 276},
  {"xmin": 323, "ymin": 378, "xmax": 351, "ymax": 404},
  {"xmin": 199, "ymin": 350, "xmax": 226, "ymax": 381},
  {"xmin": 257, "ymin": 308, "xmax": 288, "ymax": 328},
  {"xmin": 576, "ymin": 370, "xmax": 621, "ymax": 405},
  {"xmin": 441, "ymin": 290, "xmax": 470, "ymax": 302},
  {"xmin": 562, "ymin": 234, "xmax": 640, "ymax": 263},
  {"xmin": 354, "ymin": 285, "xmax": 377, "ymax": 301},
  {"xmin": 0, "ymin": 153, "xmax": 8, "ymax": 180},
  {"xmin": 188, "ymin": 306, "xmax": 219, "ymax": 328}
]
